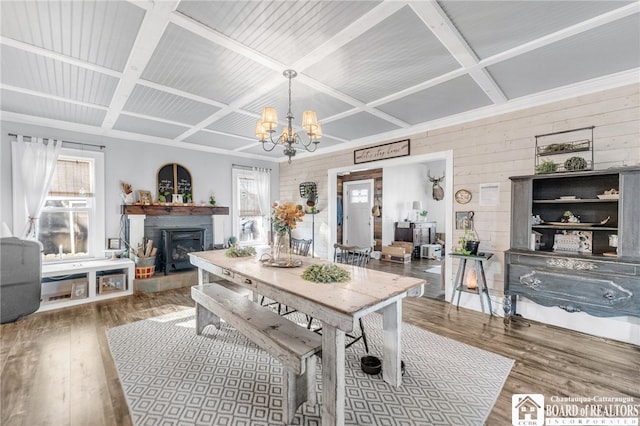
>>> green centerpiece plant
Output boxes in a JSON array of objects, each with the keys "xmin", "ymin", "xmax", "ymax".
[{"xmin": 302, "ymin": 264, "xmax": 350, "ymax": 283}]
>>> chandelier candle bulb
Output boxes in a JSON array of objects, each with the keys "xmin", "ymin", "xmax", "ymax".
[
  {"xmin": 302, "ymin": 110, "xmax": 318, "ymax": 131},
  {"xmin": 261, "ymin": 107, "xmax": 277, "ymax": 130},
  {"xmin": 255, "ymin": 121, "xmax": 268, "ymax": 140}
]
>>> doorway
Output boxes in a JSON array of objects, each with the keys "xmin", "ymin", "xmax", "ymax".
[
  {"xmin": 327, "ymin": 150, "xmax": 454, "ymax": 300},
  {"xmin": 342, "ymin": 179, "xmax": 374, "ymax": 247}
]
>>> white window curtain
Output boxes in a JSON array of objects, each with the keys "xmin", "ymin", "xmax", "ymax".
[
  {"xmin": 253, "ymin": 167, "xmax": 271, "ymax": 241},
  {"xmin": 12, "ymin": 136, "xmax": 62, "ymax": 238}
]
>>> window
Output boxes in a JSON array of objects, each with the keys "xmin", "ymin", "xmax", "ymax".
[
  {"xmin": 232, "ymin": 168, "xmax": 270, "ymax": 246},
  {"xmin": 12, "ymin": 147, "xmax": 105, "ymax": 261},
  {"xmin": 350, "ymin": 188, "xmax": 369, "ymax": 203}
]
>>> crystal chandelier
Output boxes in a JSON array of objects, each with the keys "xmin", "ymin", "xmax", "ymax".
[{"xmin": 255, "ymin": 69, "xmax": 321, "ymax": 163}]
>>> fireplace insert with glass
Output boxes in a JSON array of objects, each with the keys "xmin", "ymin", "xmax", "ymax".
[{"xmin": 160, "ymin": 228, "xmax": 205, "ymax": 274}]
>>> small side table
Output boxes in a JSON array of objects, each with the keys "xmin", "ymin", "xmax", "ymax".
[{"xmin": 448, "ymin": 252, "xmax": 493, "ymax": 315}]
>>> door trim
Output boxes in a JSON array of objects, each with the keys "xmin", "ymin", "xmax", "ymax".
[
  {"xmin": 327, "ymin": 150, "xmax": 454, "ymax": 295},
  {"xmin": 342, "ymin": 179, "xmax": 374, "ymax": 247}
]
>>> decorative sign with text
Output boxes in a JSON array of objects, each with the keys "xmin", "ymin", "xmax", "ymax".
[
  {"xmin": 157, "ymin": 163, "xmax": 192, "ymax": 198},
  {"xmin": 354, "ymin": 139, "xmax": 410, "ymax": 164}
]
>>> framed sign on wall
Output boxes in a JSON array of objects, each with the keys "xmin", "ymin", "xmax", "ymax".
[
  {"xmin": 354, "ymin": 139, "xmax": 410, "ymax": 164},
  {"xmin": 157, "ymin": 163, "xmax": 193, "ymax": 200}
]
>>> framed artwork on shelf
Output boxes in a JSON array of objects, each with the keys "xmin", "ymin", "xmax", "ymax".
[
  {"xmin": 98, "ymin": 274, "xmax": 126, "ymax": 294},
  {"xmin": 107, "ymin": 238, "xmax": 121, "ymax": 250},
  {"xmin": 137, "ymin": 190, "xmax": 152, "ymax": 204},
  {"xmin": 456, "ymin": 211, "xmax": 472, "ymax": 230},
  {"xmin": 71, "ymin": 281, "xmax": 88, "ymax": 299}
]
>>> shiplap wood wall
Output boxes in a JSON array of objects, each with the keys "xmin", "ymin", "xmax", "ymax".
[{"xmin": 280, "ymin": 83, "xmax": 639, "ymax": 325}]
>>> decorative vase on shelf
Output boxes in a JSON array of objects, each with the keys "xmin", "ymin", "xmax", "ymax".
[{"xmin": 272, "ymin": 232, "xmax": 291, "ymax": 264}]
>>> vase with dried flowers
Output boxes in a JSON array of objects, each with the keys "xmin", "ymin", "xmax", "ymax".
[{"xmin": 271, "ymin": 201, "xmax": 305, "ymax": 264}]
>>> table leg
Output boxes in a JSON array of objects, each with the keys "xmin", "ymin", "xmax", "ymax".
[
  {"xmin": 475, "ymin": 261, "xmax": 485, "ymax": 314},
  {"xmin": 448, "ymin": 259, "xmax": 466, "ymax": 314},
  {"xmin": 382, "ymin": 300, "xmax": 402, "ymax": 387},
  {"xmin": 197, "ymin": 267, "xmax": 208, "ymax": 286},
  {"xmin": 321, "ymin": 325, "xmax": 345, "ymax": 426}
]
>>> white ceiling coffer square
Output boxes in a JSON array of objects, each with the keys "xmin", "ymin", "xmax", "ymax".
[
  {"xmin": 113, "ymin": 114, "xmax": 189, "ymax": 140},
  {"xmin": 322, "ymin": 111, "xmax": 401, "ymax": 141},
  {"xmin": 0, "ymin": 0, "xmax": 144, "ymax": 71},
  {"xmin": 306, "ymin": 6, "xmax": 459, "ymax": 104},
  {"xmin": 1, "ymin": 88, "xmax": 106, "ymax": 126},
  {"xmin": 377, "ymin": 75, "xmax": 493, "ymax": 125},
  {"xmin": 123, "ymin": 84, "xmax": 221, "ymax": 125},
  {"xmin": 486, "ymin": 14, "xmax": 640, "ymax": 99}
]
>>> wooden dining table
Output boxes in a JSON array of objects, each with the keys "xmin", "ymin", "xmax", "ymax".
[{"xmin": 189, "ymin": 250, "xmax": 425, "ymax": 426}]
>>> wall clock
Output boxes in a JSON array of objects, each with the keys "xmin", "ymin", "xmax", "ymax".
[{"xmin": 455, "ymin": 189, "xmax": 472, "ymax": 204}]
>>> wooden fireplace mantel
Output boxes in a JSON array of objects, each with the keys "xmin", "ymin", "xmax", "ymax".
[{"xmin": 121, "ymin": 204, "xmax": 229, "ymax": 216}]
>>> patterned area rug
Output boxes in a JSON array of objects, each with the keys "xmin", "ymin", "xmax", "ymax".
[{"xmin": 107, "ymin": 309, "xmax": 513, "ymax": 426}]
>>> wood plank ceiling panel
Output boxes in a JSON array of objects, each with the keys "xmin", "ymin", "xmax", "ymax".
[
  {"xmin": 123, "ymin": 84, "xmax": 221, "ymax": 125},
  {"xmin": 1, "ymin": 45, "xmax": 118, "ymax": 106},
  {"xmin": 1, "ymin": 88, "xmax": 106, "ymax": 126},
  {"xmin": 487, "ymin": 13, "xmax": 640, "ymax": 99},
  {"xmin": 141, "ymin": 23, "xmax": 279, "ymax": 105},
  {"xmin": 438, "ymin": 0, "xmax": 636, "ymax": 60},
  {"xmin": 305, "ymin": 5, "xmax": 459, "ymax": 104},
  {"xmin": 176, "ymin": 0, "xmax": 381, "ymax": 64},
  {"xmin": 0, "ymin": 0, "xmax": 144, "ymax": 71}
]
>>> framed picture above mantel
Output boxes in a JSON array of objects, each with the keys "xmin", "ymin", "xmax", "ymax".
[{"xmin": 157, "ymin": 163, "xmax": 193, "ymax": 201}]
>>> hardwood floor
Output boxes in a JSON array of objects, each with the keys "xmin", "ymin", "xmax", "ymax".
[{"xmin": 2, "ymin": 284, "xmax": 638, "ymax": 425}]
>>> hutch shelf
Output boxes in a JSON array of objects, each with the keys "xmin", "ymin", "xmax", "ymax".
[
  {"xmin": 504, "ymin": 167, "xmax": 640, "ymax": 323},
  {"xmin": 535, "ymin": 126, "xmax": 594, "ymax": 174}
]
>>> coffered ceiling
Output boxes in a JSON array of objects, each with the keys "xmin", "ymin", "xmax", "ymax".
[{"xmin": 1, "ymin": 1, "xmax": 638, "ymax": 162}]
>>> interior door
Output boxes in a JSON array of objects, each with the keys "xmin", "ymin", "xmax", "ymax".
[{"xmin": 343, "ymin": 180, "xmax": 374, "ymax": 248}]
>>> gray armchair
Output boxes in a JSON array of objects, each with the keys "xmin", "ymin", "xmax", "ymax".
[{"xmin": 1, "ymin": 237, "xmax": 42, "ymax": 323}]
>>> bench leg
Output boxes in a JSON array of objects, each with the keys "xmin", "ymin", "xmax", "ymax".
[
  {"xmin": 282, "ymin": 355, "xmax": 317, "ymax": 424},
  {"xmin": 195, "ymin": 303, "xmax": 220, "ymax": 335}
]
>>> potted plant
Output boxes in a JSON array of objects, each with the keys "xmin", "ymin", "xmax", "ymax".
[
  {"xmin": 158, "ymin": 191, "xmax": 171, "ymax": 204},
  {"xmin": 457, "ymin": 211, "xmax": 480, "ymax": 255}
]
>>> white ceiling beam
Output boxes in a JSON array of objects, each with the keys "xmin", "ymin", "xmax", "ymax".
[
  {"xmin": 136, "ymin": 79, "xmax": 228, "ymax": 109},
  {"xmin": 293, "ymin": 1, "xmax": 406, "ymax": 71},
  {"xmin": 1, "ymin": 110, "xmax": 272, "ymax": 161},
  {"xmin": 102, "ymin": 0, "xmax": 180, "ymax": 129},
  {"xmin": 410, "ymin": 1, "xmax": 507, "ymax": 104},
  {"xmin": 1, "ymin": 84, "xmax": 109, "ymax": 111},
  {"xmin": 479, "ymin": 2, "xmax": 640, "ymax": 68},
  {"xmin": 170, "ymin": 11, "xmax": 286, "ymax": 73},
  {"xmin": 0, "ymin": 36, "xmax": 122, "ymax": 78}
]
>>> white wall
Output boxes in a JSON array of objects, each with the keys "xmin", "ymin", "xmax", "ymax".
[
  {"xmin": 1, "ymin": 120, "xmax": 279, "ymax": 246},
  {"xmin": 418, "ymin": 161, "xmax": 446, "ymax": 232},
  {"xmin": 381, "ymin": 160, "xmax": 446, "ymax": 246},
  {"xmin": 279, "ymin": 83, "xmax": 640, "ymax": 345}
]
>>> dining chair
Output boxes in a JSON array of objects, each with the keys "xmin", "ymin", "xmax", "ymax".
[
  {"xmin": 290, "ymin": 237, "xmax": 312, "ymax": 256},
  {"xmin": 307, "ymin": 244, "xmax": 372, "ymax": 353},
  {"xmin": 261, "ymin": 237, "xmax": 312, "ymax": 315}
]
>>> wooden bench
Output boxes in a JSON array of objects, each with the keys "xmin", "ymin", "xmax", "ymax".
[{"xmin": 191, "ymin": 284, "xmax": 322, "ymax": 424}]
